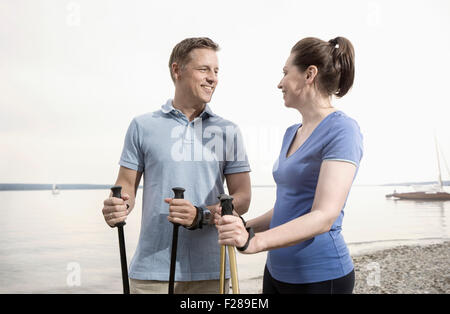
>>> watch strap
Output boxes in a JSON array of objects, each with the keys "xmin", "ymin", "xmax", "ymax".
[
  {"xmin": 236, "ymin": 227, "xmax": 255, "ymax": 252},
  {"xmin": 185, "ymin": 206, "xmax": 203, "ymax": 230}
]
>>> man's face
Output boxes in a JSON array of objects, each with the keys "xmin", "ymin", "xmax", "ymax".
[{"xmin": 175, "ymin": 48, "xmax": 219, "ymax": 105}]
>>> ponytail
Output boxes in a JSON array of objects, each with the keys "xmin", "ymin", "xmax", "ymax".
[
  {"xmin": 291, "ymin": 36, "xmax": 355, "ymax": 98},
  {"xmin": 328, "ymin": 37, "xmax": 355, "ymax": 97}
]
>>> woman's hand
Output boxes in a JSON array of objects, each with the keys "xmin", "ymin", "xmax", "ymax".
[{"xmin": 215, "ymin": 213, "xmax": 258, "ymax": 254}]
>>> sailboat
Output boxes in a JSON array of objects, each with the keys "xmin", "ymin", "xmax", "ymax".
[
  {"xmin": 52, "ymin": 184, "xmax": 60, "ymax": 195},
  {"xmin": 386, "ymin": 136, "xmax": 450, "ymax": 201}
]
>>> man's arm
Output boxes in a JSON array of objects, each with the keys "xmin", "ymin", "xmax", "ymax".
[
  {"xmin": 113, "ymin": 166, "xmax": 143, "ymax": 213},
  {"xmin": 225, "ymin": 171, "xmax": 251, "ymax": 216},
  {"xmin": 102, "ymin": 166, "xmax": 143, "ymax": 227}
]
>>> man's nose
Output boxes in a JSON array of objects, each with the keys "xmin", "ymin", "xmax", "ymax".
[{"xmin": 206, "ymin": 73, "xmax": 217, "ymax": 85}]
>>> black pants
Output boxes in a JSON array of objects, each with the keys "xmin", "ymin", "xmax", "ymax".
[{"xmin": 263, "ymin": 265, "xmax": 355, "ymax": 294}]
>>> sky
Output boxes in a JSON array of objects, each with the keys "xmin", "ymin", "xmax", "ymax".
[{"xmin": 1, "ymin": 0, "xmax": 450, "ymax": 186}]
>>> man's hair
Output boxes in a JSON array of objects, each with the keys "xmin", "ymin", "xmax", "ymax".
[{"xmin": 168, "ymin": 37, "xmax": 220, "ymax": 82}]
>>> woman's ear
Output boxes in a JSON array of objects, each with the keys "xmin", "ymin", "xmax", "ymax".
[{"xmin": 305, "ymin": 65, "xmax": 318, "ymax": 84}]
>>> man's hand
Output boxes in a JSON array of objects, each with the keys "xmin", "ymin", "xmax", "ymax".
[
  {"xmin": 102, "ymin": 193, "xmax": 130, "ymax": 227},
  {"xmin": 165, "ymin": 198, "xmax": 197, "ymax": 227}
]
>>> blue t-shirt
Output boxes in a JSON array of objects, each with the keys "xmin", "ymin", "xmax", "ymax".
[
  {"xmin": 120, "ymin": 99, "xmax": 251, "ymax": 281},
  {"xmin": 266, "ymin": 110, "xmax": 363, "ymax": 284}
]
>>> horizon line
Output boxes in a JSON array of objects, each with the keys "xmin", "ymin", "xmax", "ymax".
[{"xmin": 1, "ymin": 181, "xmax": 449, "ymax": 191}]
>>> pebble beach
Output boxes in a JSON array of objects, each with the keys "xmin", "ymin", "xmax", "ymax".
[
  {"xmin": 239, "ymin": 241, "xmax": 450, "ymax": 294},
  {"xmin": 353, "ymin": 241, "xmax": 449, "ymax": 294}
]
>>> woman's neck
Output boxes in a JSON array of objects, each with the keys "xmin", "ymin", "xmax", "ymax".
[{"xmin": 297, "ymin": 96, "xmax": 335, "ymax": 128}]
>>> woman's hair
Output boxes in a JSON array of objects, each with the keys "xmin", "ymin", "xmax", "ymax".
[
  {"xmin": 291, "ymin": 37, "xmax": 355, "ymax": 98},
  {"xmin": 169, "ymin": 37, "xmax": 220, "ymax": 82}
]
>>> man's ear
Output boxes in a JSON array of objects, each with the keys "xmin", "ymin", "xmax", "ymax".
[{"xmin": 171, "ymin": 62, "xmax": 181, "ymax": 81}]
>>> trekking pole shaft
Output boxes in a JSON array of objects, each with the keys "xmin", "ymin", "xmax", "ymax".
[
  {"xmin": 117, "ymin": 225, "xmax": 129, "ymax": 294},
  {"xmin": 218, "ymin": 194, "xmax": 239, "ymax": 294},
  {"xmin": 111, "ymin": 185, "xmax": 130, "ymax": 294},
  {"xmin": 227, "ymin": 245, "xmax": 240, "ymax": 294},
  {"xmin": 169, "ymin": 187, "xmax": 185, "ymax": 294},
  {"xmin": 219, "ymin": 245, "xmax": 226, "ymax": 294},
  {"xmin": 169, "ymin": 224, "xmax": 179, "ymax": 294}
]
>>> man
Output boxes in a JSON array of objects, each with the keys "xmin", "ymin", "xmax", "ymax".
[{"xmin": 101, "ymin": 37, "xmax": 251, "ymax": 294}]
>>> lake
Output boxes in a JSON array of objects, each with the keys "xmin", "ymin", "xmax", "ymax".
[{"xmin": 0, "ymin": 185, "xmax": 449, "ymax": 293}]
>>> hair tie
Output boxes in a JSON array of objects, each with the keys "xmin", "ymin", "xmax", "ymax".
[{"xmin": 329, "ymin": 38, "xmax": 339, "ymax": 49}]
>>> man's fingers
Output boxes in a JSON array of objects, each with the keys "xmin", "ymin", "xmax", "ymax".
[
  {"xmin": 168, "ymin": 199, "xmax": 190, "ymax": 206},
  {"xmin": 104, "ymin": 197, "xmax": 124, "ymax": 206},
  {"xmin": 106, "ymin": 210, "xmax": 128, "ymax": 220},
  {"xmin": 168, "ymin": 205, "xmax": 193, "ymax": 214},
  {"xmin": 102, "ymin": 204, "xmax": 128, "ymax": 215},
  {"xmin": 168, "ymin": 212, "xmax": 189, "ymax": 220},
  {"xmin": 108, "ymin": 216, "xmax": 127, "ymax": 227}
]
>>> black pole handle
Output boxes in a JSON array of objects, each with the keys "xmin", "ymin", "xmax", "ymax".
[
  {"xmin": 110, "ymin": 185, "xmax": 130, "ymax": 294},
  {"xmin": 218, "ymin": 194, "xmax": 234, "ymax": 216},
  {"xmin": 111, "ymin": 186, "xmax": 126, "ymax": 227},
  {"xmin": 172, "ymin": 187, "xmax": 185, "ymax": 200},
  {"xmin": 169, "ymin": 186, "xmax": 185, "ymax": 294}
]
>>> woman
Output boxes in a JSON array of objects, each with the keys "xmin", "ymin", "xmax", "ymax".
[{"xmin": 215, "ymin": 37, "xmax": 363, "ymax": 294}]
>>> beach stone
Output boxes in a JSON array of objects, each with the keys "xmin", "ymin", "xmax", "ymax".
[{"xmin": 352, "ymin": 241, "xmax": 450, "ymax": 294}]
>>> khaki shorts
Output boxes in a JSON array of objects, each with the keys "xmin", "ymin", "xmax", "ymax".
[{"xmin": 130, "ymin": 278, "xmax": 230, "ymax": 294}]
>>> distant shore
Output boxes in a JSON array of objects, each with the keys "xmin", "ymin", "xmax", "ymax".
[{"xmin": 239, "ymin": 240, "xmax": 449, "ymax": 294}]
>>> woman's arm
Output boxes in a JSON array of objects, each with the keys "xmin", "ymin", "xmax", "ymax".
[
  {"xmin": 217, "ymin": 160, "xmax": 356, "ymax": 254},
  {"xmin": 246, "ymin": 208, "xmax": 273, "ymax": 233}
]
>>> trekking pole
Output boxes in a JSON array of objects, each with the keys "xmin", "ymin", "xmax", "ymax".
[
  {"xmin": 110, "ymin": 185, "xmax": 130, "ymax": 294},
  {"xmin": 218, "ymin": 194, "xmax": 240, "ymax": 294},
  {"xmin": 168, "ymin": 187, "xmax": 185, "ymax": 294}
]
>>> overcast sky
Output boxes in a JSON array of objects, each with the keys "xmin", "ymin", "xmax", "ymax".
[{"xmin": 1, "ymin": 0, "xmax": 450, "ymax": 186}]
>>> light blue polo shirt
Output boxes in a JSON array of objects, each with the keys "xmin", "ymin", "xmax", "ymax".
[
  {"xmin": 119, "ymin": 99, "xmax": 251, "ymax": 281},
  {"xmin": 266, "ymin": 110, "xmax": 363, "ymax": 284}
]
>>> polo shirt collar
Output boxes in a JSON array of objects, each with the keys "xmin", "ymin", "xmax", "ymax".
[{"xmin": 161, "ymin": 99, "xmax": 216, "ymax": 118}]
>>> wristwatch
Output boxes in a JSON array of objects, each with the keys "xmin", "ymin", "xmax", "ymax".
[{"xmin": 201, "ymin": 208, "xmax": 211, "ymax": 226}]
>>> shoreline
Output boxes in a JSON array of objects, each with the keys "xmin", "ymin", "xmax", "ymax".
[{"xmin": 239, "ymin": 240, "xmax": 450, "ymax": 294}]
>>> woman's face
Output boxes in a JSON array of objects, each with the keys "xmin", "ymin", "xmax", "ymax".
[{"xmin": 277, "ymin": 53, "xmax": 307, "ymax": 108}]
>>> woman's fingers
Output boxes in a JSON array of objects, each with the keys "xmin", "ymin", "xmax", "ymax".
[{"xmin": 216, "ymin": 215, "xmax": 248, "ymax": 247}]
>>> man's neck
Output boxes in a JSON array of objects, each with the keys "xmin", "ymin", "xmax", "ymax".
[{"xmin": 173, "ymin": 93, "xmax": 206, "ymax": 122}]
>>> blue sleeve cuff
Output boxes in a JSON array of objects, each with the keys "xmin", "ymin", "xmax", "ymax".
[{"xmin": 119, "ymin": 159, "xmax": 144, "ymax": 173}]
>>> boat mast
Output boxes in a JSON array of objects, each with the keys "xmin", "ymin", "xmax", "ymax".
[{"xmin": 434, "ymin": 135, "xmax": 443, "ymax": 189}]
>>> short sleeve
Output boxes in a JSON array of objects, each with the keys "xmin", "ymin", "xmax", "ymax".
[
  {"xmin": 119, "ymin": 119, "xmax": 145, "ymax": 172},
  {"xmin": 322, "ymin": 118, "xmax": 363, "ymax": 167},
  {"xmin": 223, "ymin": 125, "xmax": 251, "ymax": 175}
]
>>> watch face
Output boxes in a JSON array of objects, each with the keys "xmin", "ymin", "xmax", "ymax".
[{"xmin": 203, "ymin": 209, "xmax": 211, "ymax": 223}]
